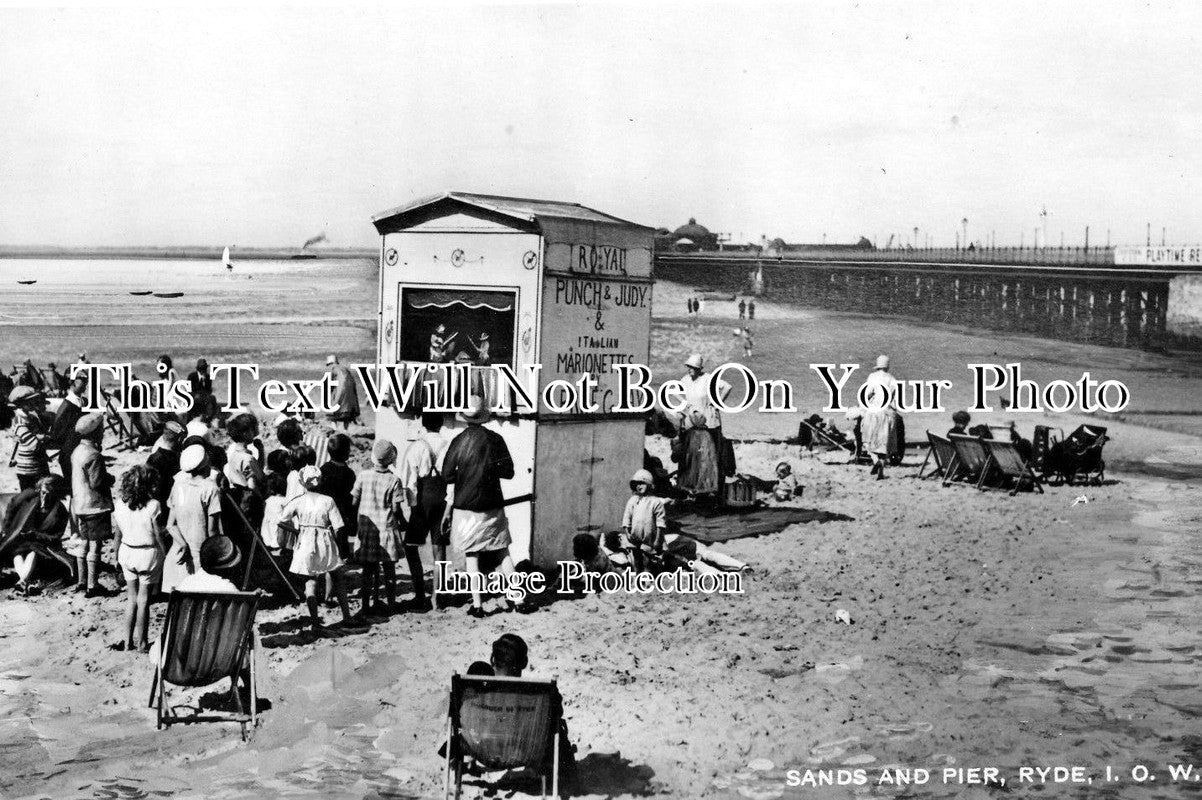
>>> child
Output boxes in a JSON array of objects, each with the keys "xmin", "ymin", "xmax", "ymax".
[
  {"xmin": 773, "ymin": 461, "xmax": 799, "ymax": 501},
  {"xmin": 278, "ymin": 465, "xmax": 354, "ymax": 629},
  {"xmin": 163, "ymin": 444, "xmax": 222, "ymax": 593},
  {"xmin": 286, "ymin": 444, "xmax": 317, "ymax": 501},
  {"xmin": 351, "ymin": 439, "xmax": 406, "ymax": 615},
  {"xmin": 320, "ymin": 433, "xmax": 357, "ymax": 558},
  {"xmin": 71, "ymin": 412, "xmax": 115, "ymax": 597},
  {"xmin": 260, "ymin": 472, "xmax": 296, "ymax": 556},
  {"xmin": 621, "ymin": 469, "xmax": 668, "ymax": 573},
  {"xmin": 112, "ymin": 465, "xmax": 168, "ymax": 653}
]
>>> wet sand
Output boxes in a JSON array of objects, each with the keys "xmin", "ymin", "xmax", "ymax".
[{"xmin": 1, "ymin": 269, "xmax": 1201, "ymax": 799}]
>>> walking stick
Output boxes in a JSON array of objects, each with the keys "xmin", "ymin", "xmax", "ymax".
[{"xmin": 222, "ymin": 490, "xmax": 301, "ymax": 601}]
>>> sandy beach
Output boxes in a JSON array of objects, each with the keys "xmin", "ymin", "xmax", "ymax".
[{"xmin": 2, "ymin": 269, "xmax": 1201, "ymax": 800}]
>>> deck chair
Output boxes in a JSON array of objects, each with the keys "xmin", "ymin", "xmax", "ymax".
[
  {"xmin": 444, "ymin": 674, "xmax": 563, "ymax": 800},
  {"xmin": 149, "ymin": 591, "xmax": 259, "ymax": 739},
  {"xmin": 945, "ymin": 434, "xmax": 991, "ymax": 488},
  {"xmin": 917, "ymin": 432, "xmax": 958, "ymax": 480},
  {"xmin": 797, "ymin": 419, "xmax": 853, "ymax": 453},
  {"xmin": 981, "ymin": 438, "xmax": 1044, "ymax": 495}
]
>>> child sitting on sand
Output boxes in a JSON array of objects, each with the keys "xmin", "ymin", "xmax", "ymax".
[
  {"xmin": 621, "ymin": 469, "xmax": 668, "ymax": 573},
  {"xmin": 351, "ymin": 440, "xmax": 406, "ymax": 615},
  {"xmin": 773, "ymin": 461, "xmax": 799, "ymax": 501}
]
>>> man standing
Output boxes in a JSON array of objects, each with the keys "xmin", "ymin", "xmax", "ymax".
[
  {"xmin": 325, "ymin": 355, "xmax": 360, "ymax": 430},
  {"xmin": 738, "ymin": 298, "xmax": 746, "ymax": 319},
  {"xmin": 71, "ymin": 412, "xmax": 114, "ymax": 597},
  {"xmin": 187, "ymin": 358, "xmax": 217, "ymax": 423},
  {"xmin": 398, "ymin": 412, "xmax": 447, "ymax": 611},
  {"xmin": 440, "ymin": 395, "xmax": 519, "ymax": 618},
  {"xmin": 50, "ymin": 373, "xmax": 87, "ymax": 478}
]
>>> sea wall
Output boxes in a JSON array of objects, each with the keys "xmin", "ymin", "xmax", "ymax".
[{"xmin": 1168, "ymin": 274, "xmax": 1202, "ymax": 340}]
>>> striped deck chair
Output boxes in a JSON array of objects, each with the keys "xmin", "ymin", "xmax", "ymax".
[
  {"xmin": 149, "ymin": 591, "xmax": 260, "ymax": 739},
  {"xmin": 981, "ymin": 438, "xmax": 1044, "ymax": 496},
  {"xmin": 945, "ymin": 434, "xmax": 991, "ymax": 488},
  {"xmin": 917, "ymin": 432, "xmax": 958, "ymax": 480},
  {"xmin": 444, "ymin": 674, "xmax": 564, "ymax": 800}
]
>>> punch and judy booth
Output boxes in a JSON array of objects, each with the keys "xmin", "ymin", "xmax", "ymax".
[{"xmin": 371, "ymin": 192, "xmax": 655, "ymax": 568}]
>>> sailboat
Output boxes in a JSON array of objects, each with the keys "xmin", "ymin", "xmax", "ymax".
[{"xmin": 222, "ymin": 246, "xmax": 233, "ymax": 271}]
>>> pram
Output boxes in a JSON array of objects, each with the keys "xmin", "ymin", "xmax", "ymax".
[{"xmin": 1043, "ymin": 424, "xmax": 1108, "ymax": 486}]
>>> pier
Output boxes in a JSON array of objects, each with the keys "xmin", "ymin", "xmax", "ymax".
[{"xmin": 656, "ymin": 252, "xmax": 1201, "ymax": 351}]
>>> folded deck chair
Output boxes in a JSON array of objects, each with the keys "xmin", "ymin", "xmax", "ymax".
[
  {"xmin": 149, "ymin": 591, "xmax": 259, "ymax": 739},
  {"xmin": 918, "ymin": 432, "xmax": 958, "ymax": 480},
  {"xmin": 444, "ymin": 674, "xmax": 563, "ymax": 800},
  {"xmin": 981, "ymin": 438, "xmax": 1045, "ymax": 495},
  {"xmin": 945, "ymin": 434, "xmax": 991, "ymax": 488}
]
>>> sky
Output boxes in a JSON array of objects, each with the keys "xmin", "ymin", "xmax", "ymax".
[{"xmin": 1, "ymin": 1, "xmax": 1201, "ymax": 248}]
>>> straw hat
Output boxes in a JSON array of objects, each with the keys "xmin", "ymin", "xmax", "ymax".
[
  {"xmin": 372, "ymin": 438, "xmax": 397, "ymax": 467},
  {"xmin": 457, "ymin": 394, "xmax": 491, "ymax": 425},
  {"xmin": 8, "ymin": 386, "xmax": 43, "ymax": 406},
  {"xmin": 684, "ymin": 354, "xmax": 704, "ymax": 370},
  {"xmin": 75, "ymin": 412, "xmax": 104, "ymax": 436},
  {"xmin": 199, "ymin": 536, "xmax": 241, "ymax": 573},
  {"xmin": 298, "ymin": 465, "xmax": 322, "ymax": 489},
  {"xmin": 326, "ymin": 354, "xmax": 338, "ymax": 365},
  {"xmin": 874, "ymin": 355, "xmax": 890, "ymax": 371},
  {"xmin": 179, "ymin": 444, "xmax": 208, "ymax": 473}
]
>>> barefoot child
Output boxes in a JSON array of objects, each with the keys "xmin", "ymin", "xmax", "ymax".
[
  {"xmin": 773, "ymin": 461, "xmax": 799, "ymax": 501},
  {"xmin": 112, "ymin": 465, "xmax": 168, "ymax": 652},
  {"xmin": 621, "ymin": 469, "xmax": 668, "ymax": 573},
  {"xmin": 279, "ymin": 465, "xmax": 354, "ymax": 628},
  {"xmin": 351, "ymin": 439, "xmax": 405, "ymax": 615}
]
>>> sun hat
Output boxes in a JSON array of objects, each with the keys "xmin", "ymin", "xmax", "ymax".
[
  {"xmin": 684, "ymin": 353, "xmax": 704, "ymax": 370},
  {"xmin": 372, "ymin": 438, "xmax": 397, "ymax": 467},
  {"xmin": 298, "ymin": 465, "xmax": 322, "ymax": 489},
  {"xmin": 326, "ymin": 354, "xmax": 338, "ymax": 365},
  {"xmin": 457, "ymin": 394, "xmax": 491, "ymax": 425},
  {"xmin": 199, "ymin": 535, "xmax": 242, "ymax": 573},
  {"xmin": 629, "ymin": 469, "xmax": 654, "ymax": 489},
  {"xmin": 8, "ymin": 386, "xmax": 43, "ymax": 406},
  {"xmin": 874, "ymin": 354, "xmax": 890, "ymax": 371},
  {"xmin": 179, "ymin": 444, "xmax": 208, "ymax": 473},
  {"xmin": 75, "ymin": 412, "xmax": 104, "ymax": 436}
]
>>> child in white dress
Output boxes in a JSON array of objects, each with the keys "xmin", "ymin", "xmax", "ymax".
[{"xmin": 278, "ymin": 465, "xmax": 354, "ymax": 629}]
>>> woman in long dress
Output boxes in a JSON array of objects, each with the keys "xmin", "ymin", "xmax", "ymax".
[{"xmin": 860, "ymin": 354, "xmax": 899, "ymax": 479}]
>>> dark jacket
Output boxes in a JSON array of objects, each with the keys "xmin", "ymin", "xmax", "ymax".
[
  {"xmin": 441, "ymin": 425, "xmax": 514, "ymax": 512},
  {"xmin": 1, "ymin": 488, "xmax": 70, "ymax": 554}
]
